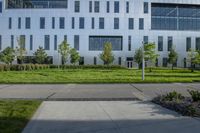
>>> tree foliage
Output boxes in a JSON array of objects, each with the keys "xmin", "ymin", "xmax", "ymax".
[
  {"xmin": 168, "ymin": 47, "xmax": 178, "ymax": 70},
  {"xmin": 0, "ymin": 47, "xmax": 15, "ymax": 65},
  {"xmin": 70, "ymin": 48, "xmax": 80, "ymax": 65},
  {"xmin": 134, "ymin": 47, "xmax": 143, "ymax": 69},
  {"xmin": 99, "ymin": 42, "xmax": 115, "ymax": 65},
  {"xmin": 15, "ymin": 37, "xmax": 27, "ymax": 64},
  {"xmin": 34, "ymin": 46, "xmax": 48, "ymax": 64},
  {"xmin": 58, "ymin": 40, "xmax": 70, "ymax": 65},
  {"xmin": 187, "ymin": 49, "xmax": 200, "ymax": 72}
]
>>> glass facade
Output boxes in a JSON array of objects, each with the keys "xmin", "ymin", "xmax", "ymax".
[
  {"xmin": 89, "ymin": 36, "xmax": 123, "ymax": 51},
  {"xmin": 152, "ymin": 3, "xmax": 200, "ymax": 30}
]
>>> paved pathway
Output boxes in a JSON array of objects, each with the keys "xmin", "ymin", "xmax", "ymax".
[{"xmin": 23, "ymin": 101, "xmax": 200, "ymax": 133}]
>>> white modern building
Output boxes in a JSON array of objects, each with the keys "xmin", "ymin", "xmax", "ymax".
[{"xmin": 0, "ymin": 0, "xmax": 200, "ymax": 67}]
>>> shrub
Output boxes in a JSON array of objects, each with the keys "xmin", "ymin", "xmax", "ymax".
[
  {"xmin": 164, "ymin": 91, "xmax": 184, "ymax": 101},
  {"xmin": 188, "ymin": 90, "xmax": 200, "ymax": 102},
  {"xmin": 49, "ymin": 65, "xmax": 125, "ymax": 69}
]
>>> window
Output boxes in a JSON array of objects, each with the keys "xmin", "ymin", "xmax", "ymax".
[
  {"xmin": 60, "ymin": 17, "xmax": 65, "ymax": 29},
  {"xmin": 114, "ymin": 18, "xmax": 119, "ymax": 29},
  {"xmin": 139, "ymin": 18, "xmax": 144, "ymax": 30},
  {"xmin": 30, "ymin": 35, "xmax": 33, "ymax": 50},
  {"xmin": 64, "ymin": 35, "xmax": 67, "ymax": 41},
  {"xmin": 163, "ymin": 58, "xmax": 168, "ymax": 67},
  {"xmin": 52, "ymin": 17, "xmax": 55, "ymax": 29},
  {"xmin": 44, "ymin": 35, "xmax": 50, "ymax": 50},
  {"xmin": 144, "ymin": 2, "xmax": 148, "ymax": 13},
  {"xmin": 89, "ymin": 1, "xmax": 92, "ymax": 12},
  {"xmin": 186, "ymin": 37, "xmax": 191, "ymax": 52},
  {"xmin": 11, "ymin": 35, "xmax": 14, "ymax": 48},
  {"xmin": 74, "ymin": 35, "xmax": 79, "ymax": 50},
  {"xmin": 143, "ymin": 36, "xmax": 148, "ymax": 44},
  {"xmin": 94, "ymin": 57, "xmax": 97, "ymax": 65},
  {"xmin": 128, "ymin": 36, "xmax": 131, "ymax": 51},
  {"xmin": 99, "ymin": 18, "xmax": 104, "ymax": 29},
  {"xmin": 18, "ymin": 17, "xmax": 21, "ymax": 29},
  {"xmin": 9, "ymin": 17, "xmax": 12, "ymax": 29},
  {"xmin": 118, "ymin": 57, "xmax": 122, "ymax": 65},
  {"xmin": 94, "ymin": 1, "xmax": 100, "ymax": 13},
  {"xmin": 92, "ymin": 17, "xmax": 95, "ymax": 29},
  {"xmin": 128, "ymin": 18, "xmax": 134, "ymax": 30},
  {"xmin": 106, "ymin": 1, "xmax": 110, "ymax": 13},
  {"xmin": 126, "ymin": 1, "xmax": 129, "ymax": 13},
  {"xmin": 20, "ymin": 35, "xmax": 26, "ymax": 49},
  {"xmin": 79, "ymin": 17, "xmax": 84, "ymax": 29},
  {"xmin": 40, "ymin": 17, "xmax": 45, "ymax": 29},
  {"xmin": 168, "ymin": 36, "xmax": 173, "ymax": 51},
  {"xmin": 0, "ymin": 35, "xmax": 1, "ymax": 50},
  {"xmin": 54, "ymin": 35, "xmax": 57, "ymax": 50},
  {"xmin": 158, "ymin": 36, "xmax": 163, "ymax": 51},
  {"xmin": 25, "ymin": 17, "xmax": 31, "ymax": 29},
  {"xmin": 196, "ymin": 37, "xmax": 200, "ymax": 51},
  {"xmin": 89, "ymin": 36, "xmax": 123, "ymax": 51},
  {"xmin": 0, "ymin": 2, "xmax": 2, "ymax": 13},
  {"xmin": 79, "ymin": 57, "xmax": 84, "ymax": 65},
  {"xmin": 74, "ymin": 1, "xmax": 80, "ymax": 12},
  {"xmin": 72, "ymin": 17, "xmax": 75, "ymax": 29},
  {"xmin": 114, "ymin": 1, "xmax": 119, "ymax": 13}
]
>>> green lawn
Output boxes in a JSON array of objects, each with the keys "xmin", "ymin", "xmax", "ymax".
[
  {"xmin": 0, "ymin": 68, "xmax": 199, "ymax": 83},
  {"xmin": 0, "ymin": 100, "xmax": 41, "ymax": 133}
]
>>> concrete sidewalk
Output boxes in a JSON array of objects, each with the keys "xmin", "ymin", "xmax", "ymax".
[{"xmin": 23, "ymin": 101, "xmax": 200, "ymax": 133}]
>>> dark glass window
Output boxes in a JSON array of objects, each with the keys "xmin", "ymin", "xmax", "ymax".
[
  {"xmin": 72, "ymin": 17, "xmax": 75, "ymax": 29},
  {"xmin": 74, "ymin": 35, "xmax": 79, "ymax": 50},
  {"xmin": 196, "ymin": 37, "xmax": 200, "ymax": 51},
  {"xmin": 158, "ymin": 36, "xmax": 163, "ymax": 51},
  {"xmin": 79, "ymin": 57, "xmax": 84, "ymax": 65},
  {"xmin": 30, "ymin": 35, "xmax": 33, "ymax": 50},
  {"xmin": 143, "ymin": 36, "xmax": 148, "ymax": 44},
  {"xmin": 89, "ymin": 1, "xmax": 92, "ymax": 12},
  {"xmin": 114, "ymin": 18, "xmax": 119, "ymax": 29},
  {"xmin": 99, "ymin": 18, "xmax": 104, "ymax": 29},
  {"xmin": 40, "ymin": 17, "xmax": 45, "ymax": 29},
  {"xmin": 0, "ymin": 2, "xmax": 2, "ymax": 13},
  {"xmin": 9, "ymin": 17, "xmax": 12, "ymax": 29},
  {"xmin": 74, "ymin": 1, "xmax": 80, "ymax": 12},
  {"xmin": 79, "ymin": 17, "xmax": 84, "ymax": 29},
  {"xmin": 106, "ymin": 1, "xmax": 110, "ymax": 13},
  {"xmin": 128, "ymin": 36, "xmax": 131, "ymax": 51},
  {"xmin": 168, "ymin": 36, "xmax": 173, "ymax": 51},
  {"xmin": 89, "ymin": 36, "xmax": 123, "ymax": 51},
  {"xmin": 94, "ymin": 1, "xmax": 100, "ymax": 13},
  {"xmin": 20, "ymin": 35, "xmax": 26, "ymax": 49},
  {"xmin": 11, "ymin": 35, "xmax": 14, "ymax": 48},
  {"xmin": 18, "ymin": 17, "xmax": 21, "ymax": 29},
  {"xmin": 44, "ymin": 35, "xmax": 50, "ymax": 50},
  {"xmin": 163, "ymin": 58, "xmax": 168, "ymax": 67},
  {"xmin": 118, "ymin": 57, "xmax": 122, "ymax": 65},
  {"xmin": 92, "ymin": 17, "xmax": 95, "ymax": 29},
  {"xmin": 59, "ymin": 17, "xmax": 65, "ymax": 29},
  {"xmin": 128, "ymin": 18, "xmax": 134, "ymax": 30},
  {"xmin": 139, "ymin": 18, "xmax": 144, "ymax": 30},
  {"xmin": 54, "ymin": 35, "xmax": 57, "ymax": 50},
  {"xmin": 144, "ymin": 2, "xmax": 148, "ymax": 13},
  {"xmin": 114, "ymin": 1, "xmax": 119, "ymax": 13},
  {"xmin": 94, "ymin": 57, "xmax": 97, "ymax": 65},
  {"xmin": 52, "ymin": 17, "xmax": 55, "ymax": 29},
  {"xmin": 0, "ymin": 35, "xmax": 2, "ymax": 50},
  {"xmin": 64, "ymin": 35, "xmax": 67, "ymax": 41},
  {"xmin": 25, "ymin": 17, "xmax": 31, "ymax": 29},
  {"xmin": 186, "ymin": 37, "xmax": 191, "ymax": 52},
  {"xmin": 126, "ymin": 1, "xmax": 129, "ymax": 13}
]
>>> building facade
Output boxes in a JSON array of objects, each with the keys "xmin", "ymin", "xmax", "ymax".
[{"xmin": 0, "ymin": 0, "xmax": 200, "ymax": 67}]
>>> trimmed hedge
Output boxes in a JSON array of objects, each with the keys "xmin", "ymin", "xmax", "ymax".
[
  {"xmin": 0, "ymin": 64, "xmax": 49, "ymax": 71},
  {"xmin": 49, "ymin": 65, "xmax": 126, "ymax": 69}
]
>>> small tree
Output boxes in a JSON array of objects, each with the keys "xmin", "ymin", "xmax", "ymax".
[
  {"xmin": 58, "ymin": 40, "xmax": 70, "ymax": 65},
  {"xmin": 99, "ymin": 42, "xmax": 115, "ymax": 65},
  {"xmin": 134, "ymin": 47, "xmax": 143, "ymax": 69},
  {"xmin": 0, "ymin": 47, "xmax": 15, "ymax": 65},
  {"xmin": 144, "ymin": 43, "xmax": 159, "ymax": 72},
  {"xmin": 193, "ymin": 50, "xmax": 200, "ymax": 68},
  {"xmin": 187, "ymin": 49, "xmax": 197, "ymax": 72},
  {"xmin": 34, "ymin": 46, "xmax": 48, "ymax": 64},
  {"xmin": 70, "ymin": 48, "xmax": 80, "ymax": 65},
  {"xmin": 15, "ymin": 37, "xmax": 27, "ymax": 64},
  {"xmin": 168, "ymin": 47, "xmax": 178, "ymax": 70}
]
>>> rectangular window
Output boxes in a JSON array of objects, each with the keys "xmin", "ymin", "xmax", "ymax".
[
  {"xmin": 60, "ymin": 17, "xmax": 65, "ymax": 29},
  {"xmin": 74, "ymin": 35, "xmax": 79, "ymax": 50},
  {"xmin": 52, "ymin": 17, "xmax": 55, "ymax": 29},
  {"xmin": 144, "ymin": 2, "xmax": 148, "ymax": 13},
  {"xmin": 94, "ymin": 57, "xmax": 97, "ymax": 65},
  {"xmin": 44, "ymin": 35, "xmax": 50, "ymax": 50},
  {"xmin": 186, "ymin": 37, "xmax": 191, "ymax": 52},
  {"xmin": 89, "ymin": 1, "xmax": 92, "ymax": 12},
  {"xmin": 158, "ymin": 36, "xmax": 163, "ymax": 51},
  {"xmin": 114, "ymin": 1, "xmax": 119, "ymax": 13},
  {"xmin": 126, "ymin": 1, "xmax": 129, "ymax": 13},
  {"xmin": 0, "ymin": 35, "xmax": 1, "ymax": 50},
  {"xmin": 92, "ymin": 17, "xmax": 95, "ymax": 29},
  {"xmin": 143, "ymin": 36, "xmax": 148, "ymax": 44},
  {"xmin": 30, "ymin": 35, "xmax": 33, "ymax": 50},
  {"xmin": 79, "ymin": 17, "xmax": 84, "ymax": 29},
  {"xmin": 118, "ymin": 57, "xmax": 122, "ymax": 65},
  {"xmin": 114, "ymin": 18, "xmax": 119, "ymax": 29},
  {"xmin": 106, "ymin": 1, "xmax": 110, "ymax": 13},
  {"xmin": 64, "ymin": 35, "xmax": 67, "ymax": 41},
  {"xmin": 20, "ymin": 35, "xmax": 26, "ymax": 49},
  {"xmin": 94, "ymin": 1, "xmax": 100, "ymax": 13},
  {"xmin": 99, "ymin": 18, "xmax": 104, "ymax": 29},
  {"xmin": 79, "ymin": 57, "xmax": 84, "ymax": 65},
  {"xmin": 128, "ymin": 18, "xmax": 134, "ymax": 30},
  {"xmin": 40, "ymin": 17, "xmax": 45, "ymax": 29},
  {"xmin": 18, "ymin": 17, "xmax": 21, "ymax": 29},
  {"xmin": 25, "ymin": 17, "xmax": 31, "ymax": 29},
  {"xmin": 89, "ymin": 36, "xmax": 123, "ymax": 51},
  {"xmin": 54, "ymin": 35, "xmax": 57, "ymax": 50},
  {"xmin": 163, "ymin": 58, "xmax": 168, "ymax": 67},
  {"xmin": 196, "ymin": 37, "xmax": 200, "ymax": 51},
  {"xmin": 139, "ymin": 18, "xmax": 144, "ymax": 30},
  {"xmin": 75, "ymin": 1, "xmax": 80, "ymax": 12},
  {"xmin": 128, "ymin": 36, "xmax": 131, "ymax": 51},
  {"xmin": 0, "ymin": 2, "xmax": 2, "ymax": 13},
  {"xmin": 72, "ymin": 17, "xmax": 75, "ymax": 29},
  {"xmin": 11, "ymin": 35, "xmax": 14, "ymax": 48},
  {"xmin": 9, "ymin": 17, "xmax": 12, "ymax": 29},
  {"xmin": 168, "ymin": 36, "xmax": 173, "ymax": 51}
]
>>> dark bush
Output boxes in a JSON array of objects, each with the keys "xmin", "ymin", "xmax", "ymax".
[
  {"xmin": 0, "ymin": 64, "xmax": 49, "ymax": 71},
  {"xmin": 164, "ymin": 91, "xmax": 184, "ymax": 101},
  {"xmin": 188, "ymin": 90, "xmax": 200, "ymax": 102}
]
